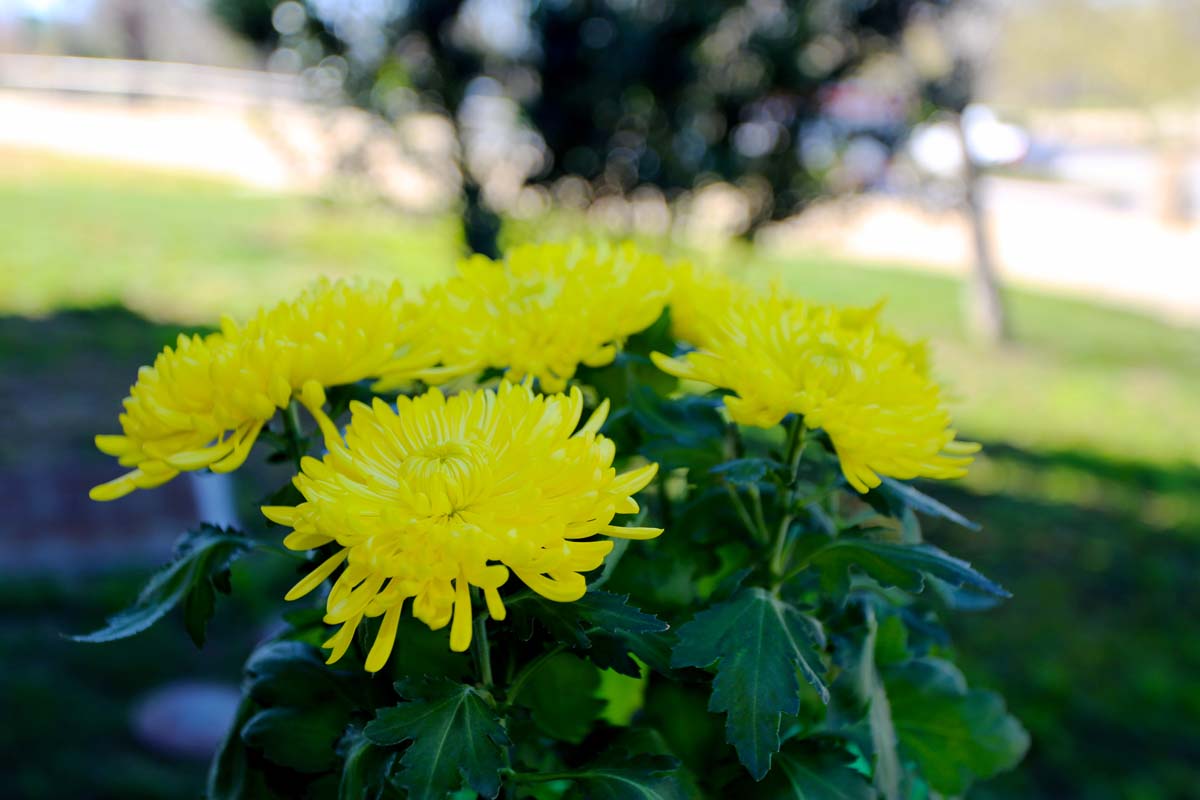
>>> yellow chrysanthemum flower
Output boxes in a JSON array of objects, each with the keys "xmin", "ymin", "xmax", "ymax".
[
  {"xmin": 91, "ymin": 279, "xmax": 454, "ymax": 501},
  {"xmin": 410, "ymin": 241, "xmax": 672, "ymax": 393},
  {"xmin": 91, "ymin": 330, "xmax": 287, "ymax": 501},
  {"xmin": 652, "ymin": 293, "xmax": 978, "ymax": 493},
  {"xmin": 262, "ymin": 382, "xmax": 661, "ymax": 670},
  {"xmin": 668, "ymin": 261, "xmax": 758, "ymax": 349}
]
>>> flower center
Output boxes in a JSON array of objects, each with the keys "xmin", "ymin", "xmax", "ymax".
[{"xmin": 398, "ymin": 438, "xmax": 491, "ymax": 518}]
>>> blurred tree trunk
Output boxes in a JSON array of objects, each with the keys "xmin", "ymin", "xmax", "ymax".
[
  {"xmin": 118, "ymin": 0, "xmax": 149, "ymax": 61},
  {"xmin": 955, "ymin": 113, "xmax": 1008, "ymax": 344},
  {"xmin": 461, "ymin": 178, "xmax": 501, "ymax": 258}
]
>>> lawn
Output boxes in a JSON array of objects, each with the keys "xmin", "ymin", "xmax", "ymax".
[{"xmin": 2, "ymin": 150, "xmax": 1197, "ymax": 798}]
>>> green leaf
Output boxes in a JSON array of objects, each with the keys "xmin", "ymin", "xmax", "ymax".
[
  {"xmin": 878, "ymin": 477, "xmax": 980, "ymax": 531},
  {"xmin": 207, "ymin": 696, "xmax": 257, "ymax": 800},
  {"xmin": 886, "ymin": 658, "xmax": 1030, "ymax": 795},
  {"xmin": 70, "ymin": 525, "xmax": 250, "ymax": 643},
  {"xmin": 748, "ymin": 747, "xmax": 875, "ymax": 799},
  {"xmin": 339, "ymin": 728, "xmax": 396, "ymax": 800},
  {"xmin": 513, "ymin": 590, "xmax": 670, "ymax": 676},
  {"xmin": 628, "ymin": 387, "xmax": 725, "ymax": 471},
  {"xmin": 836, "ymin": 610, "xmax": 902, "ymax": 800},
  {"xmin": 513, "ymin": 652, "xmax": 605, "ymax": 743},
  {"xmin": 244, "ymin": 641, "xmax": 349, "ymax": 708},
  {"xmin": 671, "ymin": 587, "xmax": 829, "ymax": 779},
  {"xmin": 241, "ymin": 706, "xmax": 347, "ymax": 773},
  {"xmin": 873, "ymin": 615, "xmax": 909, "ymax": 668},
  {"xmin": 365, "ymin": 678, "xmax": 510, "ymax": 800},
  {"xmin": 709, "ymin": 457, "xmax": 782, "ymax": 487},
  {"xmin": 564, "ymin": 754, "xmax": 687, "ymax": 800},
  {"xmin": 809, "ymin": 539, "xmax": 1009, "ymax": 599},
  {"xmin": 183, "ymin": 575, "xmax": 216, "ymax": 647}
]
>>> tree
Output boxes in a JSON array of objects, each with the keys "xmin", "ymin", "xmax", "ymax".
[{"xmin": 212, "ymin": 0, "xmax": 945, "ymax": 255}]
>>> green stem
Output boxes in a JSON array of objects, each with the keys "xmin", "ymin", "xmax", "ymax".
[
  {"xmin": 726, "ymin": 483, "xmax": 765, "ymax": 543},
  {"xmin": 251, "ymin": 542, "xmax": 307, "ymax": 562},
  {"xmin": 282, "ymin": 400, "xmax": 306, "ymax": 471},
  {"xmin": 770, "ymin": 417, "xmax": 808, "ymax": 583},
  {"xmin": 508, "ymin": 770, "xmax": 580, "ymax": 784},
  {"xmin": 472, "ymin": 605, "xmax": 494, "ymax": 689},
  {"xmin": 748, "ymin": 484, "xmax": 770, "ymax": 542}
]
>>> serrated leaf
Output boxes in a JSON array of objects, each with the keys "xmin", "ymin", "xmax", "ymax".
[
  {"xmin": 241, "ymin": 706, "xmax": 346, "ymax": 773},
  {"xmin": 878, "ymin": 477, "xmax": 980, "ymax": 531},
  {"xmin": 339, "ymin": 728, "xmax": 396, "ymax": 800},
  {"xmin": 809, "ymin": 539, "xmax": 1009, "ymax": 598},
  {"xmin": 365, "ymin": 679, "xmax": 510, "ymax": 800},
  {"xmin": 513, "ymin": 652, "xmax": 605, "ymax": 743},
  {"xmin": 71, "ymin": 525, "xmax": 250, "ymax": 643},
  {"xmin": 671, "ymin": 588, "xmax": 829, "ymax": 779},
  {"xmin": 513, "ymin": 590, "xmax": 669, "ymax": 676},
  {"xmin": 885, "ymin": 658, "xmax": 1029, "ymax": 796},
  {"xmin": 565, "ymin": 754, "xmax": 686, "ymax": 800},
  {"xmin": 748, "ymin": 746, "xmax": 875, "ymax": 799}
]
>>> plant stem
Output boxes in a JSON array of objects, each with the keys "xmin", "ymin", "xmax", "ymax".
[
  {"xmin": 251, "ymin": 542, "xmax": 308, "ymax": 561},
  {"xmin": 725, "ymin": 483, "xmax": 765, "ymax": 543},
  {"xmin": 508, "ymin": 770, "xmax": 581, "ymax": 784},
  {"xmin": 282, "ymin": 400, "xmax": 306, "ymax": 470},
  {"xmin": 473, "ymin": 610, "xmax": 494, "ymax": 689},
  {"xmin": 748, "ymin": 484, "xmax": 770, "ymax": 542},
  {"xmin": 770, "ymin": 417, "xmax": 808, "ymax": 583}
]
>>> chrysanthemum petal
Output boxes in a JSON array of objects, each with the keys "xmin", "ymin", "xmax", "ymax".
[
  {"xmin": 484, "ymin": 585, "xmax": 507, "ymax": 621},
  {"xmin": 578, "ymin": 398, "xmax": 610, "ymax": 437},
  {"xmin": 284, "ymin": 549, "xmax": 348, "ymax": 602},
  {"xmin": 449, "ymin": 576, "xmax": 473, "ymax": 652},
  {"xmin": 323, "ymin": 613, "xmax": 362, "ymax": 664},
  {"xmin": 602, "ymin": 525, "xmax": 664, "ymax": 540},
  {"xmin": 365, "ymin": 604, "xmax": 403, "ymax": 673}
]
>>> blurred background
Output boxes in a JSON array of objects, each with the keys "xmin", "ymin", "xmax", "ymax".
[{"xmin": 0, "ymin": 1, "xmax": 1197, "ymax": 797}]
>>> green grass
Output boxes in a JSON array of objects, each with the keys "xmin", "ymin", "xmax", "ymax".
[
  {"xmin": 3, "ymin": 150, "xmax": 1198, "ymax": 799},
  {"xmin": 0, "ymin": 149, "xmax": 460, "ymax": 322}
]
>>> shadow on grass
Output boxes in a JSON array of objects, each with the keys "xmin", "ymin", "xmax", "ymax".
[
  {"xmin": 926, "ymin": 443, "xmax": 1200, "ymax": 800},
  {"xmin": 0, "ymin": 306, "xmax": 298, "ymax": 799}
]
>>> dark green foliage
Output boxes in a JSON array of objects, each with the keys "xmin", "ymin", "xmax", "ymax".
[
  {"xmin": 738, "ymin": 746, "xmax": 875, "ymax": 799},
  {"xmin": 807, "ymin": 539, "xmax": 1009, "ymax": 598},
  {"xmin": 885, "ymin": 659, "xmax": 1030, "ymax": 795},
  {"xmin": 75, "ymin": 306, "xmax": 1025, "ymax": 798},
  {"xmin": 560, "ymin": 754, "xmax": 687, "ymax": 800},
  {"xmin": 512, "ymin": 652, "xmax": 604, "ymax": 743},
  {"xmin": 241, "ymin": 706, "xmax": 348, "ymax": 773},
  {"xmin": 511, "ymin": 589, "xmax": 670, "ymax": 676},
  {"xmin": 366, "ymin": 679, "xmax": 510, "ymax": 800},
  {"xmin": 672, "ymin": 587, "xmax": 829, "ymax": 779},
  {"xmin": 70, "ymin": 524, "xmax": 249, "ymax": 644},
  {"xmin": 876, "ymin": 477, "xmax": 980, "ymax": 531},
  {"xmin": 337, "ymin": 728, "xmax": 397, "ymax": 800}
]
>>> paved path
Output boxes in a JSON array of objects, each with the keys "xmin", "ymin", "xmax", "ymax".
[{"xmin": 767, "ymin": 176, "xmax": 1200, "ymax": 325}]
